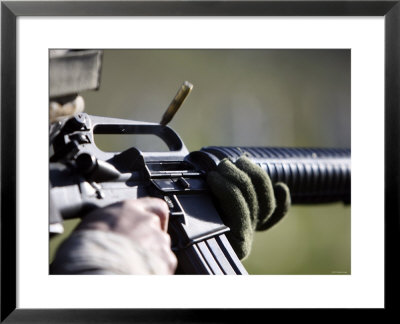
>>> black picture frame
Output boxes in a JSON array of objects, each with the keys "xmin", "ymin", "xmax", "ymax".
[{"xmin": 1, "ymin": 0, "xmax": 398, "ymax": 322}]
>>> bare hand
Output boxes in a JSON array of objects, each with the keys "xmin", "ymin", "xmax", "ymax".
[{"xmin": 76, "ymin": 197, "xmax": 177, "ymax": 274}]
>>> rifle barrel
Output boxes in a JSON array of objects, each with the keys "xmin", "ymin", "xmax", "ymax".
[{"xmin": 199, "ymin": 146, "xmax": 351, "ymax": 204}]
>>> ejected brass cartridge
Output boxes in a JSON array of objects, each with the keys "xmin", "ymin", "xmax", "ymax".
[{"xmin": 160, "ymin": 81, "xmax": 193, "ymax": 126}]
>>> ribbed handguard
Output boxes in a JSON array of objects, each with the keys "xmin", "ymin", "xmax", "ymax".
[{"xmin": 200, "ymin": 147, "xmax": 351, "ymax": 204}]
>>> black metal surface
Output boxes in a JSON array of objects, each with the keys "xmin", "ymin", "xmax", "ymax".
[
  {"xmin": 176, "ymin": 235, "xmax": 247, "ymax": 275},
  {"xmin": 199, "ymin": 146, "xmax": 351, "ymax": 204},
  {"xmin": 1, "ymin": 3, "xmax": 17, "ymax": 322},
  {"xmin": 5, "ymin": 1, "xmax": 396, "ymax": 16},
  {"xmin": 385, "ymin": 1, "xmax": 400, "ymax": 311}
]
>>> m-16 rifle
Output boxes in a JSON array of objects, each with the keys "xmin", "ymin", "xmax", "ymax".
[
  {"xmin": 49, "ymin": 89, "xmax": 351, "ymax": 275},
  {"xmin": 49, "ymin": 50, "xmax": 351, "ymax": 275}
]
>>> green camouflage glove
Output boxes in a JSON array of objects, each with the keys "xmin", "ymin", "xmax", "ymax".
[{"xmin": 207, "ymin": 156, "xmax": 291, "ymax": 260}]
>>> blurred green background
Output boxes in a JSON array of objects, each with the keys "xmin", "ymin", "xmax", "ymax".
[{"xmin": 50, "ymin": 49, "xmax": 351, "ymax": 274}]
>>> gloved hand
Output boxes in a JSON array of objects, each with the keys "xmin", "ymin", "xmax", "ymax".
[{"xmin": 207, "ymin": 156, "xmax": 291, "ymax": 260}]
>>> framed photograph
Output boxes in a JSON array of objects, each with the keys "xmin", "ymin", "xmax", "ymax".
[{"xmin": 1, "ymin": 0, "xmax": 398, "ymax": 322}]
